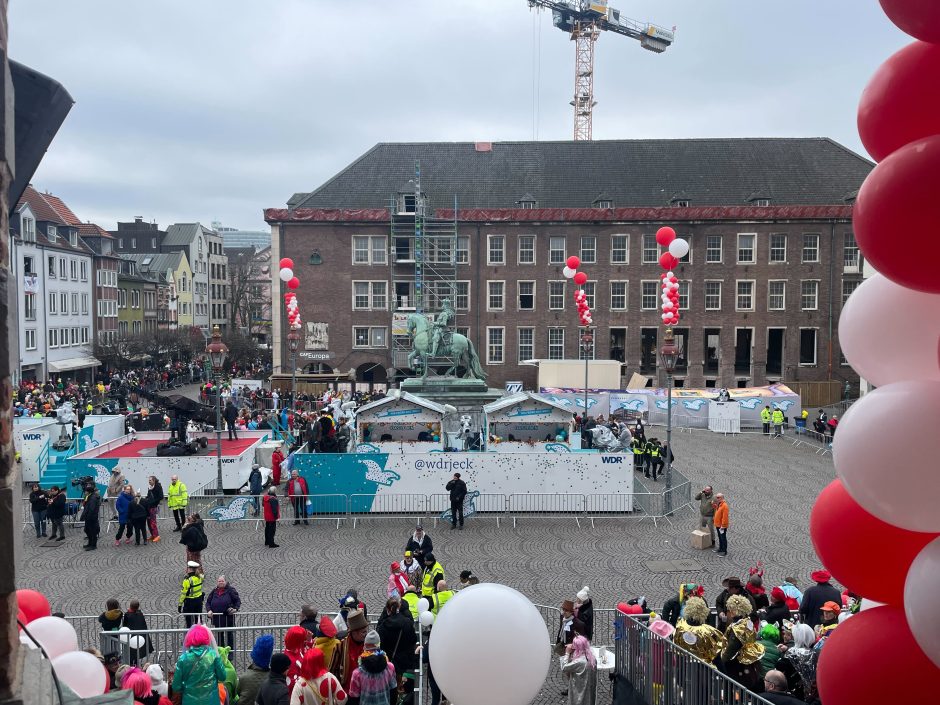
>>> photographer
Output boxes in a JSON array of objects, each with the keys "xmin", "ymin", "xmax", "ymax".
[{"xmin": 80, "ymin": 482, "xmax": 101, "ymax": 551}]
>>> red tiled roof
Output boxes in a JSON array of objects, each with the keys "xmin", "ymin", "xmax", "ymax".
[
  {"xmin": 18, "ymin": 185, "xmax": 68, "ymax": 224},
  {"xmin": 76, "ymin": 222, "xmax": 114, "ymax": 238},
  {"xmin": 41, "ymin": 193, "xmax": 82, "ymax": 225}
]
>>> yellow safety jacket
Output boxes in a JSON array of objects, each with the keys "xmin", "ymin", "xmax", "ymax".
[
  {"xmin": 760, "ymin": 409, "xmax": 771, "ymax": 423},
  {"xmin": 631, "ymin": 440, "xmax": 644, "ymax": 455},
  {"xmin": 179, "ymin": 574, "xmax": 203, "ymax": 605},
  {"xmin": 772, "ymin": 410, "xmax": 784, "ymax": 424},
  {"xmin": 432, "ymin": 590, "xmax": 455, "ymax": 615},
  {"xmin": 421, "ymin": 563, "xmax": 445, "ymax": 597},
  {"xmin": 168, "ymin": 481, "xmax": 189, "ymax": 510},
  {"xmin": 402, "ymin": 591, "xmax": 419, "ymax": 618},
  {"xmin": 649, "ymin": 444, "xmax": 660, "ymax": 458}
]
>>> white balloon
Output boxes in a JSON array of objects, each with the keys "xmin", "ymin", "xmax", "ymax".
[
  {"xmin": 859, "ymin": 598, "xmax": 884, "ymax": 611},
  {"xmin": 666, "ymin": 271, "xmax": 674, "ymax": 278},
  {"xmin": 419, "ymin": 611, "xmax": 435, "ymax": 627},
  {"xmin": 839, "ymin": 273, "xmax": 940, "ymax": 386},
  {"xmin": 905, "ymin": 536, "xmax": 940, "ymax": 668},
  {"xmin": 562, "ymin": 267, "xmax": 576, "ymax": 279},
  {"xmin": 24, "ymin": 617, "xmax": 78, "ymax": 660},
  {"xmin": 117, "ymin": 625, "xmax": 131, "ymax": 644},
  {"xmin": 279, "ymin": 267, "xmax": 294, "ymax": 282},
  {"xmin": 52, "ymin": 651, "xmax": 108, "ymax": 698},
  {"xmin": 129, "ymin": 635, "xmax": 146, "ymax": 650},
  {"xmin": 430, "ymin": 584, "xmax": 549, "ymax": 705},
  {"xmin": 416, "ymin": 598, "xmax": 430, "ymax": 613},
  {"xmin": 668, "ymin": 238, "xmax": 690, "ymax": 259}
]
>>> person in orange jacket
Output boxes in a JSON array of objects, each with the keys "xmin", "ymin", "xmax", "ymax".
[{"xmin": 713, "ymin": 493, "xmax": 729, "ymax": 557}]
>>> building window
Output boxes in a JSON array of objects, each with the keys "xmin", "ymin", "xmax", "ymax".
[
  {"xmin": 24, "ymin": 293, "xmax": 36, "ymax": 321},
  {"xmin": 48, "ymin": 328, "xmax": 58, "ymax": 348},
  {"xmin": 70, "ymin": 258, "xmax": 79, "ymax": 278},
  {"xmin": 802, "ymin": 233, "xmax": 820, "ymax": 263},
  {"xmin": 801, "ymin": 280, "xmax": 819, "ymax": 310},
  {"xmin": 548, "ymin": 281, "xmax": 565, "ymax": 310},
  {"xmin": 518, "ymin": 235, "xmax": 536, "ymax": 264},
  {"xmin": 352, "ymin": 281, "xmax": 387, "ymax": 310},
  {"xmin": 352, "ymin": 236, "xmax": 387, "ymax": 265},
  {"xmin": 768, "ymin": 280, "xmax": 786, "ymax": 310},
  {"xmin": 487, "ymin": 235, "xmax": 505, "ymax": 265},
  {"xmin": 48, "ymin": 256, "xmax": 56, "ymax": 278},
  {"xmin": 678, "ymin": 281, "xmax": 690, "ymax": 310},
  {"xmin": 704, "ymin": 281, "xmax": 722, "ymax": 310},
  {"xmin": 582, "ymin": 282, "xmax": 596, "ymax": 309},
  {"xmin": 844, "ymin": 232, "xmax": 859, "ymax": 270},
  {"xmin": 456, "ymin": 236, "xmax": 470, "ymax": 264},
  {"xmin": 487, "ymin": 281, "xmax": 505, "ymax": 311},
  {"xmin": 737, "ymin": 234, "xmax": 756, "ymax": 264},
  {"xmin": 580, "ymin": 236, "xmax": 596, "ymax": 264},
  {"xmin": 842, "ymin": 279, "xmax": 860, "ymax": 304},
  {"xmin": 610, "ymin": 281, "xmax": 628, "ymax": 310},
  {"xmin": 611, "ymin": 234, "xmax": 629, "ymax": 264},
  {"xmin": 518, "ymin": 327, "xmax": 534, "ymax": 362},
  {"xmin": 353, "ymin": 326, "xmax": 388, "ymax": 348},
  {"xmin": 736, "ymin": 280, "xmax": 755, "ymax": 310},
  {"xmin": 517, "ymin": 281, "xmax": 535, "ymax": 310},
  {"xmin": 800, "ymin": 328, "xmax": 817, "ymax": 365},
  {"xmin": 59, "ymin": 258, "xmax": 67, "ymax": 278},
  {"xmin": 641, "ymin": 281, "xmax": 658, "ymax": 310},
  {"xmin": 60, "ymin": 293, "xmax": 68, "ymax": 313},
  {"xmin": 25, "ymin": 329, "xmax": 37, "ymax": 350},
  {"xmin": 131, "ymin": 237, "xmax": 137, "ymax": 248},
  {"xmin": 705, "ymin": 235, "xmax": 723, "ymax": 263},
  {"xmin": 455, "ymin": 281, "xmax": 470, "ymax": 311},
  {"xmin": 22, "ymin": 255, "xmax": 34, "ymax": 274},
  {"xmin": 133, "ymin": 290, "xmax": 142, "ymax": 308},
  {"xmin": 642, "ymin": 234, "xmax": 658, "ymax": 264},
  {"xmin": 487, "ymin": 327, "xmax": 504, "ymax": 364},
  {"xmin": 48, "ymin": 225, "xmax": 57, "ymax": 241},
  {"xmin": 22, "ymin": 217, "xmax": 35, "ymax": 242},
  {"xmin": 677, "ymin": 235, "xmax": 692, "ymax": 263},
  {"xmin": 548, "ymin": 328, "xmax": 565, "ymax": 360},
  {"xmin": 82, "ymin": 327, "xmax": 89, "ymax": 344},
  {"xmin": 769, "ymin": 234, "xmax": 787, "ymax": 263},
  {"xmin": 549, "ymin": 236, "xmax": 566, "ymax": 264},
  {"xmin": 596, "ymin": 199, "xmax": 612, "ymax": 209},
  {"xmin": 71, "ymin": 293, "xmax": 79, "ymax": 315},
  {"xmin": 151, "ymin": 237, "xmax": 157, "ymax": 248}
]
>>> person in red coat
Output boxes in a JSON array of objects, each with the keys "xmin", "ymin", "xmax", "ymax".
[
  {"xmin": 286, "ymin": 470, "xmax": 309, "ymax": 526},
  {"xmin": 262, "ymin": 487, "xmax": 280, "ymax": 548},
  {"xmin": 271, "ymin": 448, "xmax": 284, "ymax": 486}
]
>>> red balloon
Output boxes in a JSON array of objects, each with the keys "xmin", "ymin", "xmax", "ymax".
[
  {"xmin": 566, "ymin": 256, "xmax": 581, "ymax": 269},
  {"xmin": 858, "ymin": 41, "xmax": 940, "ymax": 162},
  {"xmin": 879, "ymin": 0, "xmax": 940, "ymax": 43},
  {"xmin": 655, "ymin": 227, "xmax": 676, "ymax": 246},
  {"xmin": 810, "ymin": 479, "xmax": 937, "ymax": 604},
  {"xmin": 854, "ymin": 135, "xmax": 940, "ymax": 292},
  {"xmin": 573, "ymin": 272, "xmax": 588, "ymax": 285},
  {"xmin": 817, "ymin": 606, "xmax": 940, "ymax": 705},
  {"xmin": 16, "ymin": 589, "xmax": 50, "ymax": 624},
  {"xmin": 279, "ymin": 257, "xmax": 294, "ymax": 270},
  {"xmin": 659, "ymin": 253, "xmax": 679, "ymax": 270},
  {"xmin": 287, "ymin": 277, "xmax": 300, "ymax": 290},
  {"xmin": 616, "ymin": 602, "xmax": 643, "ymax": 615}
]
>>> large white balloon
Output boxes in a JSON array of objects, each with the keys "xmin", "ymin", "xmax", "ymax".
[
  {"xmin": 668, "ymin": 238, "xmax": 690, "ymax": 259},
  {"xmin": 24, "ymin": 617, "xmax": 78, "ymax": 660},
  {"xmin": 562, "ymin": 267, "xmax": 576, "ymax": 279},
  {"xmin": 416, "ymin": 598, "xmax": 430, "ymax": 614},
  {"xmin": 834, "ymin": 381, "xmax": 940, "ymax": 532},
  {"xmin": 419, "ymin": 610, "xmax": 435, "ymax": 627},
  {"xmin": 430, "ymin": 584, "xmax": 549, "ymax": 705},
  {"xmin": 905, "ymin": 536, "xmax": 940, "ymax": 668},
  {"xmin": 52, "ymin": 651, "xmax": 108, "ymax": 698},
  {"xmin": 839, "ymin": 274, "xmax": 940, "ymax": 386},
  {"xmin": 279, "ymin": 267, "xmax": 294, "ymax": 282}
]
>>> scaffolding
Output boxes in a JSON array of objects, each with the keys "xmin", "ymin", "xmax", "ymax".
[{"xmin": 390, "ymin": 161, "xmax": 460, "ymax": 377}]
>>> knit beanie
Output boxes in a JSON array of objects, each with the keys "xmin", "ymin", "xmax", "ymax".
[
  {"xmin": 364, "ymin": 630, "xmax": 381, "ymax": 647},
  {"xmin": 250, "ymin": 634, "xmax": 275, "ymax": 669},
  {"xmin": 270, "ymin": 653, "xmax": 291, "ymax": 675}
]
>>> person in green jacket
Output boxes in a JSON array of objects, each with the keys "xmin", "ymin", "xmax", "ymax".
[
  {"xmin": 172, "ymin": 623, "xmax": 226, "ymax": 705},
  {"xmin": 168, "ymin": 475, "xmax": 189, "ymax": 532},
  {"xmin": 771, "ymin": 408, "xmax": 785, "ymax": 438}
]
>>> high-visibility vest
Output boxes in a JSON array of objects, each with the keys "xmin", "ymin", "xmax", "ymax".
[
  {"xmin": 168, "ymin": 481, "xmax": 189, "ymax": 509},
  {"xmin": 422, "ymin": 563, "xmax": 445, "ymax": 596},
  {"xmin": 772, "ymin": 410, "xmax": 784, "ymax": 424},
  {"xmin": 402, "ymin": 592, "xmax": 419, "ymax": 618},
  {"xmin": 180, "ymin": 574, "xmax": 203, "ymax": 605},
  {"xmin": 631, "ymin": 441, "xmax": 643, "ymax": 455},
  {"xmin": 432, "ymin": 590, "xmax": 455, "ymax": 614},
  {"xmin": 760, "ymin": 409, "xmax": 771, "ymax": 422},
  {"xmin": 650, "ymin": 445, "xmax": 660, "ymax": 458}
]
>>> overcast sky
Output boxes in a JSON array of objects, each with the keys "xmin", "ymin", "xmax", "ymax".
[{"xmin": 10, "ymin": 1, "xmax": 908, "ymax": 232}]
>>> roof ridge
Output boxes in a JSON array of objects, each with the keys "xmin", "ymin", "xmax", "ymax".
[{"xmin": 297, "ymin": 143, "xmax": 385, "ymax": 208}]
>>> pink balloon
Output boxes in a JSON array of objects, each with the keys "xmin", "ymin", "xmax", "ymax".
[
  {"xmin": 834, "ymin": 380, "xmax": 940, "ymax": 532},
  {"xmin": 905, "ymin": 536, "xmax": 940, "ymax": 668},
  {"xmin": 51, "ymin": 651, "xmax": 108, "ymax": 698}
]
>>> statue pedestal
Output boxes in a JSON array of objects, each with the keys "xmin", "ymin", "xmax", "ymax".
[{"xmin": 399, "ymin": 377, "xmax": 505, "ymax": 410}]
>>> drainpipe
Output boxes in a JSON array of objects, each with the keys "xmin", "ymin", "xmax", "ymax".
[{"xmin": 827, "ymin": 222, "xmax": 835, "ymax": 380}]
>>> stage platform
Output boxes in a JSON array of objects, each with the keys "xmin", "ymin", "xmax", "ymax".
[{"xmin": 97, "ymin": 436, "xmax": 258, "ymax": 459}]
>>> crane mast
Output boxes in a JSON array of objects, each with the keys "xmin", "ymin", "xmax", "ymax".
[{"xmin": 528, "ymin": 0, "xmax": 674, "ymax": 140}]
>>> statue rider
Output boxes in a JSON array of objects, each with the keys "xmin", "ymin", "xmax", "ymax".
[{"xmin": 430, "ymin": 298, "xmax": 455, "ymax": 357}]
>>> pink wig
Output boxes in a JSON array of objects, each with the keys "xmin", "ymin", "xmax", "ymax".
[
  {"xmin": 184, "ymin": 623, "xmax": 212, "ymax": 648},
  {"xmin": 122, "ymin": 669, "xmax": 152, "ymax": 699},
  {"xmin": 571, "ymin": 635, "xmax": 596, "ymax": 668}
]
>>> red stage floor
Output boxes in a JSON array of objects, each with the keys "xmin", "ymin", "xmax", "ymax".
[{"xmin": 97, "ymin": 437, "xmax": 259, "ymax": 459}]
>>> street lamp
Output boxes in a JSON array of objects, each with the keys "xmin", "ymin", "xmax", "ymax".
[
  {"xmin": 659, "ymin": 327, "xmax": 680, "ymax": 514},
  {"xmin": 287, "ymin": 331, "xmax": 300, "ymax": 412},
  {"xmin": 580, "ymin": 329, "xmax": 594, "ymax": 444},
  {"xmin": 205, "ymin": 325, "xmax": 228, "ymax": 504}
]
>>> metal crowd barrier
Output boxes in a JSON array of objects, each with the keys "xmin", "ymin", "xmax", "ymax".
[
  {"xmin": 790, "ymin": 426, "xmax": 833, "ymax": 455},
  {"xmin": 428, "ymin": 492, "xmax": 507, "ymax": 528},
  {"xmin": 508, "ymin": 493, "xmax": 586, "ymax": 527},
  {"xmin": 614, "ymin": 614, "xmax": 775, "ymax": 705}
]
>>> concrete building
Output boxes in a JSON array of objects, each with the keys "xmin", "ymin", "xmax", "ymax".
[
  {"xmin": 265, "ymin": 139, "xmax": 871, "ymax": 391},
  {"xmin": 214, "ymin": 222, "xmax": 271, "ymax": 250}
]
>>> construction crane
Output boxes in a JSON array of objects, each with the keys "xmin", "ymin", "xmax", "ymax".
[{"xmin": 528, "ymin": 0, "xmax": 674, "ymax": 140}]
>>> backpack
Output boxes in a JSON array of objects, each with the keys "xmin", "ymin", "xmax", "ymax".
[{"xmin": 190, "ymin": 525, "xmax": 208, "ymax": 552}]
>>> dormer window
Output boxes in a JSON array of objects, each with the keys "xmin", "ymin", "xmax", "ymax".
[
  {"xmin": 592, "ymin": 193, "xmax": 613, "ymax": 209},
  {"xmin": 516, "ymin": 193, "xmax": 537, "ymax": 210},
  {"xmin": 596, "ymin": 200, "xmax": 612, "ymax": 209},
  {"xmin": 400, "ymin": 194, "xmax": 417, "ymax": 213},
  {"xmin": 47, "ymin": 225, "xmax": 57, "ymax": 241},
  {"xmin": 753, "ymin": 199, "xmax": 771, "ymax": 207},
  {"xmin": 22, "ymin": 217, "xmax": 35, "ymax": 242},
  {"xmin": 69, "ymin": 230, "xmax": 78, "ymax": 247},
  {"xmin": 674, "ymin": 200, "xmax": 691, "ymax": 208}
]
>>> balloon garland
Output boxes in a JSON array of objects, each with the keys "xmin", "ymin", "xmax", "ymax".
[
  {"xmin": 563, "ymin": 255, "xmax": 593, "ymax": 326},
  {"xmin": 655, "ymin": 227, "xmax": 689, "ymax": 327},
  {"xmin": 812, "ymin": 4, "xmax": 940, "ymax": 701},
  {"xmin": 279, "ymin": 258, "xmax": 303, "ymax": 332}
]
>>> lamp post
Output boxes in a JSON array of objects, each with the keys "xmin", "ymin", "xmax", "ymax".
[
  {"xmin": 287, "ymin": 331, "xmax": 300, "ymax": 412},
  {"xmin": 659, "ymin": 327, "xmax": 680, "ymax": 514},
  {"xmin": 205, "ymin": 325, "xmax": 229, "ymax": 504},
  {"xmin": 580, "ymin": 328, "xmax": 593, "ymax": 441}
]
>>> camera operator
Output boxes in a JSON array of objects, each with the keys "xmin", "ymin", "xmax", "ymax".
[{"xmin": 80, "ymin": 482, "xmax": 101, "ymax": 551}]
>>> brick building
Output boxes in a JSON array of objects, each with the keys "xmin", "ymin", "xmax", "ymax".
[{"xmin": 265, "ymin": 139, "xmax": 871, "ymax": 391}]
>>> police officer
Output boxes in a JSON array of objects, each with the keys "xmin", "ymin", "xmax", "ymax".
[
  {"xmin": 771, "ymin": 407, "xmax": 785, "ymax": 437},
  {"xmin": 760, "ymin": 406, "xmax": 772, "ymax": 436},
  {"xmin": 421, "ymin": 553, "xmax": 445, "ymax": 597},
  {"xmin": 431, "ymin": 580, "xmax": 455, "ymax": 615},
  {"xmin": 631, "ymin": 435, "xmax": 645, "ymax": 471},
  {"xmin": 643, "ymin": 438, "xmax": 655, "ymax": 478},
  {"xmin": 649, "ymin": 439, "xmax": 662, "ymax": 481},
  {"xmin": 179, "ymin": 561, "xmax": 204, "ymax": 627}
]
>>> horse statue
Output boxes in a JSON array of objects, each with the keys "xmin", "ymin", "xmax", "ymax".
[{"xmin": 406, "ymin": 314, "xmax": 487, "ymax": 381}]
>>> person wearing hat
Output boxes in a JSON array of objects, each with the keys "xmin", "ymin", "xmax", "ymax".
[
  {"xmin": 404, "ymin": 524, "xmax": 433, "ymax": 562},
  {"xmin": 238, "ymin": 634, "xmax": 274, "ymax": 705},
  {"xmin": 555, "ymin": 600, "xmax": 586, "ymax": 655},
  {"xmin": 815, "ymin": 601, "xmax": 841, "ymax": 638},
  {"xmin": 762, "ymin": 587, "xmax": 793, "ymax": 627},
  {"xmin": 798, "ymin": 570, "xmax": 841, "ymax": 629},
  {"xmin": 387, "ymin": 562, "xmax": 409, "ymax": 598},
  {"xmin": 103, "ymin": 652, "xmax": 122, "ymax": 691},
  {"xmin": 179, "ymin": 562, "xmax": 205, "ymax": 628},
  {"xmin": 420, "ymin": 554, "xmax": 445, "ymax": 598},
  {"xmin": 348, "ymin": 632, "xmax": 397, "ymax": 705},
  {"xmin": 257, "ymin": 653, "xmax": 292, "ymax": 705},
  {"xmin": 299, "ymin": 605, "xmax": 319, "ymax": 634},
  {"xmin": 574, "ymin": 586, "xmax": 594, "ymax": 641},
  {"xmin": 247, "ymin": 463, "xmax": 263, "ymax": 516},
  {"xmin": 80, "ymin": 482, "xmax": 101, "ymax": 551},
  {"xmin": 401, "ymin": 551, "xmax": 422, "ymax": 586},
  {"xmin": 291, "ymin": 648, "xmax": 347, "ymax": 705},
  {"xmin": 313, "ymin": 615, "xmax": 342, "ymax": 675},
  {"xmin": 715, "ymin": 577, "xmax": 755, "ymax": 632},
  {"xmin": 662, "ymin": 583, "xmax": 705, "ymax": 627},
  {"xmin": 334, "ymin": 609, "xmax": 370, "ymax": 690},
  {"xmin": 284, "ymin": 625, "xmax": 311, "ymax": 691},
  {"xmin": 455, "ymin": 570, "xmax": 474, "ymax": 592}
]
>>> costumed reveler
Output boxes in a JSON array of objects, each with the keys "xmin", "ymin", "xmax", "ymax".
[
  {"xmin": 720, "ymin": 594, "xmax": 765, "ymax": 691},
  {"xmin": 673, "ymin": 596, "xmax": 726, "ymax": 664}
]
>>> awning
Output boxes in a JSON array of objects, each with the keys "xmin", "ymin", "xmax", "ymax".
[{"xmin": 48, "ymin": 356, "xmax": 102, "ymax": 373}]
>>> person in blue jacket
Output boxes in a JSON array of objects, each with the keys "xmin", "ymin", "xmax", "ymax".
[{"xmin": 114, "ymin": 485, "xmax": 135, "ymax": 545}]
